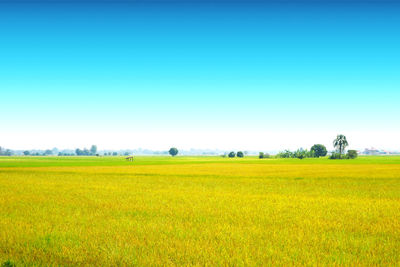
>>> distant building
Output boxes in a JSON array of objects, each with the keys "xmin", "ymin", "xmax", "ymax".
[
  {"xmin": 363, "ymin": 148, "xmax": 391, "ymax": 155},
  {"xmin": 363, "ymin": 148, "xmax": 380, "ymax": 155}
]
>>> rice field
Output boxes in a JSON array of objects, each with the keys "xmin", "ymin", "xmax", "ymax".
[{"xmin": 1, "ymin": 156, "xmax": 400, "ymax": 266}]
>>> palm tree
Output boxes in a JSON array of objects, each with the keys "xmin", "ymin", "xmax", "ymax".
[{"xmin": 333, "ymin": 134, "xmax": 348, "ymax": 158}]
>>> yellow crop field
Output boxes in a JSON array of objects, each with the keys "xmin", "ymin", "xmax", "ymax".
[{"xmin": 1, "ymin": 156, "xmax": 400, "ymax": 266}]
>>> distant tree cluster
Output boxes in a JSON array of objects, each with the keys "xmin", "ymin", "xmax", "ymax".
[
  {"xmin": 0, "ymin": 147, "xmax": 13, "ymax": 156},
  {"xmin": 28, "ymin": 152, "xmax": 43, "ymax": 156},
  {"xmin": 330, "ymin": 150, "xmax": 358, "ymax": 159},
  {"xmin": 22, "ymin": 149, "xmax": 67, "ymax": 156},
  {"xmin": 259, "ymin": 152, "xmax": 270, "ymax": 159},
  {"xmin": 329, "ymin": 135, "xmax": 357, "ymax": 159},
  {"xmin": 102, "ymin": 152, "xmax": 119, "ymax": 156},
  {"xmin": 274, "ymin": 144, "xmax": 327, "ymax": 160},
  {"xmin": 75, "ymin": 148, "xmax": 90, "ymax": 156},
  {"xmin": 58, "ymin": 152, "xmax": 75, "ymax": 156},
  {"xmin": 75, "ymin": 145, "xmax": 97, "ymax": 156},
  {"xmin": 226, "ymin": 151, "xmax": 244, "ymax": 158},
  {"xmin": 0, "ymin": 134, "xmax": 359, "ymax": 159},
  {"xmin": 276, "ymin": 148, "xmax": 315, "ymax": 159},
  {"xmin": 273, "ymin": 135, "xmax": 356, "ymax": 160}
]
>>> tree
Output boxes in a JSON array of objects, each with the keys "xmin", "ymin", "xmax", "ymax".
[
  {"xmin": 44, "ymin": 149, "xmax": 53, "ymax": 155},
  {"xmin": 293, "ymin": 148, "xmax": 307, "ymax": 159},
  {"xmin": 228, "ymin": 151, "xmax": 235, "ymax": 158},
  {"xmin": 23, "ymin": 151, "xmax": 30, "ymax": 156},
  {"xmin": 90, "ymin": 145, "xmax": 97, "ymax": 155},
  {"xmin": 333, "ymin": 134, "xmax": 348, "ymax": 158},
  {"xmin": 236, "ymin": 151, "xmax": 244, "ymax": 158},
  {"xmin": 310, "ymin": 144, "xmax": 327, "ymax": 158},
  {"xmin": 112, "ymin": 152, "xmax": 118, "ymax": 156},
  {"xmin": 347, "ymin": 150, "xmax": 358, "ymax": 159},
  {"xmin": 75, "ymin": 148, "xmax": 83, "ymax": 156},
  {"xmin": 169, "ymin": 147, "xmax": 178, "ymax": 157}
]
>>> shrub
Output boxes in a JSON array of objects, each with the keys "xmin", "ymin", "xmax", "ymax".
[
  {"xmin": 228, "ymin": 151, "xmax": 235, "ymax": 158},
  {"xmin": 294, "ymin": 149, "xmax": 313, "ymax": 159},
  {"xmin": 347, "ymin": 150, "xmax": 358, "ymax": 159},
  {"xmin": 329, "ymin": 152, "xmax": 342, "ymax": 159},
  {"xmin": 294, "ymin": 149, "xmax": 306, "ymax": 159},
  {"xmin": 277, "ymin": 150, "xmax": 293, "ymax": 158},
  {"xmin": 237, "ymin": 151, "xmax": 244, "ymax": 158},
  {"xmin": 259, "ymin": 152, "xmax": 271, "ymax": 159}
]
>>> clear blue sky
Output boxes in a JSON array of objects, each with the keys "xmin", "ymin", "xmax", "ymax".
[{"xmin": 1, "ymin": 0, "xmax": 399, "ymax": 150}]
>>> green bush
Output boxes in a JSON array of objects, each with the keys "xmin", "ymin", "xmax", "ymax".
[
  {"xmin": 276, "ymin": 150, "xmax": 293, "ymax": 158},
  {"xmin": 228, "ymin": 151, "xmax": 235, "ymax": 158},
  {"xmin": 236, "ymin": 151, "xmax": 244, "ymax": 158},
  {"xmin": 294, "ymin": 149, "xmax": 306, "ymax": 159},
  {"xmin": 329, "ymin": 152, "xmax": 342, "ymax": 159},
  {"xmin": 259, "ymin": 152, "xmax": 270, "ymax": 159},
  {"xmin": 347, "ymin": 150, "xmax": 358, "ymax": 159}
]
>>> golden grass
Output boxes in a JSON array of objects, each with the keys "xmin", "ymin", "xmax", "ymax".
[{"xmin": 0, "ymin": 157, "xmax": 399, "ymax": 266}]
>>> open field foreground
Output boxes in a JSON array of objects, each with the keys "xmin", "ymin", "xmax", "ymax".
[{"xmin": 1, "ymin": 156, "xmax": 400, "ymax": 266}]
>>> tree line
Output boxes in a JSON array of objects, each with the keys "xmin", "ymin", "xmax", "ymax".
[
  {"xmin": 0, "ymin": 135, "xmax": 358, "ymax": 159},
  {"xmin": 75, "ymin": 145, "xmax": 98, "ymax": 156},
  {"xmin": 259, "ymin": 135, "xmax": 357, "ymax": 160},
  {"xmin": 0, "ymin": 147, "xmax": 13, "ymax": 156}
]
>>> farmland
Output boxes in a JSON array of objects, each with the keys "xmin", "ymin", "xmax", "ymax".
[{"xmin": 1, "ymin": 156, "xmax": 400, "ymax": 266}]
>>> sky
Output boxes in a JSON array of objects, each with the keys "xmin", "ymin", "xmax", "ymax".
[{"xmin": 1, "ymin": 0, "xmax": 399, "ymax": 151}]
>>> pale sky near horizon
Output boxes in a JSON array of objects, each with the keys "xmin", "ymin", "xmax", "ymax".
[{"xmin": 1, "ymin": 1, "xmax": 399, "ymax": 151}]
